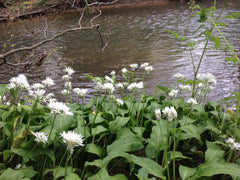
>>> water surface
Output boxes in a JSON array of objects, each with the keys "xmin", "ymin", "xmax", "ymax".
[{"xmin": 0, "ymin": 0, "xmax": 240, "ymax": 101}]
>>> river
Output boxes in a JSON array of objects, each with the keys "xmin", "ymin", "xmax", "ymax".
[{"xmin": 0, "ymin": 0, "xmax": 240, "ymax": 102}]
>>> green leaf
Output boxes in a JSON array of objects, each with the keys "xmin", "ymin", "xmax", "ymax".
[
  {"xmin": 205, "ymin": 148, "xmax": 224, "ymax": 163},
  {"xmin": 180, "ymin": 124, "xmax": 203, "ymax": 143},
  {"xmin": 107, "ymin": 128, "xmax": 143, "ymax": 153},
  {"xmin": 92, "ymin": 125, "xmax": 108, "ymax": 137},
  {"xmin": 169, "ymin": 151, "xmax": 192, "ymax": 161},
  {"xmin": 44, "ymin": 166, "xmax": 73, "ymax": 179},
  {"xmin": 109, "ymin": 116, "xmax": 130, "ymax": 132},
  {"xmin": 88, "ymin": 168, "xmax": 127, "ymax": 180},
  {"xmin": 195, "ymin": 162, "xmax": 240, "ymax": 178},
  {"xmin": 146, "ymin": 121, "xmax": 167, "ymax": 158},
  {"xmin": 130, "ymin": 154, "xmax": 166, "ymax": 179},
  {"xmin": 85, "ymin": 159, "xmax": 103, "ymax": 168},
  {"xmin": 85, "ymin": 143, "xmax": 104, "ymax": 158},
  {"xmin": 89, "ymin": 114, "xmax": 105, "ymax": 124},
  {"xmin": 179, "ymin": 165, "xmax": 197, "ymax": 180},
  {"xmin": 73, "ymin": 126, "xmax": 91, "ymax": 139},
  {"xmin": 0, "ymin": 167, "xmax": 37, "ymax": 180},
  {"xmin": 65, "ymin": 173, "xmax": 81, "ymax": 180}
]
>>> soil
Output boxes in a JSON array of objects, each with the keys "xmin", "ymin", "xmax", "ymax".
[{"xmin": 0, "ymin": 0, "xmax": 177, "ymax": 22}]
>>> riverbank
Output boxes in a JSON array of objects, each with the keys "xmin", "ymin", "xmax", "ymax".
[{"xmin": 0, "ymin": 0, "xmax": 181, "ymax": 22}]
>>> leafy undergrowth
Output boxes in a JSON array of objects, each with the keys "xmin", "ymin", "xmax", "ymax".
[{"xmin": 0, "ymin": 64, "xmax": 240, "ymax": 180}]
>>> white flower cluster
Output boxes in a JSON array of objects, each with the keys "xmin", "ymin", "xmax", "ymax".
[
  {"xmin": 173, "ymin": 73, "xmax": 185, "ymax": 80},
  {"xmin": 115, "ymin": 98, "xmax": 124, "ymax": 106},
  {"xmin": 225, "ymin": 137, "xmax": 240, "ymax": 150},
  {"xmin": 179, "ymin": 85, "xmax": 191, "ymax": 92},
  {"xmin": 62, "ymin": 67, "xmax": 75, "ymax": 96},
  {"xmin": 47, "ymin": 101, "xmax": 73, "ymax": 115},
  {"xmin": 197, "ymin": 73, "xmax": 217, "ymax": 85},
  {"xmin": 33, "ymin": 132, "xmax": 48, "ymax": 144},
  {"xmin": 127, "ymin": 82, "xmax": 144, "ymax": 91},
  {"xmin": 155, "ymin": 108, "xmax": 161, "ymax": 120},
  {"xmin": 73, "ymin": 88, "xmax": 88, "ymax": 98},
  {"xmin": 8, "ymin": 74, "xmax": 30, "ymax": 90},
  {"xmin": 187, "ymin": 98, "xmax": 198, "ymax": 105},
  {"xmin": 162, "ymin": 106, "xmax": 177, "ymax": 122},
  {"xmin": 60, "ymin": 131, "xmax": 84, "ymax": 154},
  {"xmin": 169, "ymin": 89, "xmax": 178, "ymax": 98},
  {"xmin": 129, "ymin": 63, "xmax": 138, "ymax": 71},
  {"xmin": 29, "ymin": 77, "xmax": 54, "ymax": 101}
]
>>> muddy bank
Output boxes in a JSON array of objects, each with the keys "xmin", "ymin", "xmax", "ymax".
[{"xmin": 0, "ymin": 0, "xmax": 181, "ymax": 22}]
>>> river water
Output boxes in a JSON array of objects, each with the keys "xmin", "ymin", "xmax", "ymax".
[{"xmin": 0, "ymin": 0, "xmax": 240, "ymax": 102}]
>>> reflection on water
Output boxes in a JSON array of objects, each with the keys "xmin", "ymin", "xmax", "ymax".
[{"xmin": 0, "ymin": 0, "xmax": 240, "ymax": 101}]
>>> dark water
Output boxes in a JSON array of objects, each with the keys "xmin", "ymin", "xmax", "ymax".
[{"xmin": 0, "ymin": 0, "xmax": 240, "ymax": 101}]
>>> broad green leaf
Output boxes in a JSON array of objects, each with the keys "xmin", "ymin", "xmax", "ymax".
[
  {"xmin": 73, "ymin": 126, "xmax": 91, "ymax": 139},
  {"xmin": 109, "ymin": 116, "xmax": 130, "ymax": 132},
  {"xmin": 179, "ymin": 165, "xmax": 197, "ymax": 180},
  {"xmin": 89, "ymin": 114, "xmax": 105, "ymax": 124},
  {"xmin": 107, "ymin": 128, "xmax": 143, "ymax": 153},
  {"xmin": 44, "ymin": 166, "xmax": 73, "ymax": 179},
  {"xmin": 88, "ymin": 168, "xmax": 127, "ymax": 180},
  {"xmin": 179, "ymin": 116, "xmax": 195, "ymax": 126},
  {"xmin": 85, "ymin": 143, "xmax": 104, "ymax": 158},
  {"xmin": 205, "ymin": 148, "xmax": 224, "ymax": 163},
  {"xmin": 130, "ymin": 154, "xmax": 166, "ymax": 179},
  {"xmin": 0, "ymin": 167, "xmax": 37, "ymax": 180},
  {"xmin": 11, "ymin": 148, "xmax": 56, "ymax": 164},
  {"xmin": 85, "ymin": 159, "xmax": 103, "ymax": 168},
  {"xmin": 92, "ymin": 125, "xmax": 108, "ymax": 137},
  {"xmin": 147, "ymin": 120, "xmax": 167, "ymax": 158},
  {"xmin": 195, "ymin": 162, "xmax": 240, "ymax": 178},
  {"xmin": 169, "ymin": 151, "xmax": 192, "ymax": 161},
  {"xmin": 65, "ymin": 173, "xmax": 81, "ymax": 180},
  {"xmin": 180, "ymin": 124, "xmax": 203, "ymax": 143},
  {"xmin": 132, "ymin": 127, "xmax": 145, "ymax": 137}
]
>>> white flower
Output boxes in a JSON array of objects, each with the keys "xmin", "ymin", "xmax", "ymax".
[
  {"xmin": 127, "ymin": 82, "xmax": 144, "ymax": 91},
  {"xmin": 64, "ymin": 67, "xmax": 75, "ymax": 76},
  {"xmin": 73, "ymin": 88, "xmax": 88, "ymax": 97},
  {"xmin": 187, "ymin": 98, "xmax": 198, "ymax": 105},
  {"xmin": 173, "ymin": 73, "xmax": 185, "ymax": 79},
  {"xmin": 47, "ymin": 101, "xmax": 73, "ymax": 115},
  {"xmin": 209, "ymin": 86, "xmax": 214, "ymax": 91},
  {"xmin": 62, "ymin": 89, "xmax": 68, "ymax": 95},
  {"xmin": 33, "ymin": 132, "xmax": 48, "ymax": 144},
  {"xmin": 155, "ymin": 109, "xmax": 161, "ymax": 120},
  {"xmin": 94, "ymin": 82, "xmax": 102, "ymax": 91},
  {"xmin": 144, "ymin": 66, "xmax": 154, "ymax": 74},
  {"xmin": 225, "ymin": 137, "xmax": 240, "ymax": 150},
  {"xmin": 122, "ymin": 68, "xmax": 128, "ymax": 74},
  {"xmin": 62, "ymin": 75, "xmax": 71, "ymax": 80},
  {"xmin": 42, "ymin": 77, "xmax": 55, "ymax": 87},
  {"xmin": 130, "ymin": 63, "xmax": 138, "ymax": 70},
  {"xmin": 197, "ymin": 73, "xmax": 217, "ymax": 85},
  {"xmin": 31, "ymin": 89, "xmax": 46, "ymax": 99},
  {"xmin": 105, "ymin": 75, "xmax": 114, "ymax": 83},
  {"xmin": 32, "ymin": 83, "xmax": 44, "ymax": 90},
  {"xmin": 116, "ymin": 83, "xmax": 124, "ymax": 89},
  {"xmin": 8, "ymin": 74, "xmax": 30, "ymax": 90},
  {"xmin": 45, "ymin": 93, "xmax": 55, "ymax": 100},
  {"xmin": 103, "ymin": 83, "xmax": 115, "ymax": 93},
  {"xmin": 198, "ymin": 83, "xmax": 204, "ymax": 88},
  {"xmin": 0, "ymin": 96, "xmax": 6, "ymax": 104},
  {"xmin": 15, "ymin": 164, "xmax": 26, "ymax": 170},
  {"xmin": 169, "ymin": 89, "xmax": 178, "ymax": 98},
  {"xmin": 60, "ymin": 131, "xmax": 84, "ymax": 154},
  {"xmin": 179, "ymin": 85, "xmax": 192, "ymax": 92},
  {"xmin": 116, "ymin": 98, "xmax": 124, "ymax": 106},
  {"xmin": 65, "ymin": 82, "xmax": 72, "ymax": 89},
  {"xmin": 110, "ymin": 71, "xmax": 116, "ymax": 76},
  {"xmin": 162, "ymin": 106, "xmax": 177, "ymax": 122},
  {"xmin": 140, "ymin": 62, "xmax": 149, "ymax": 68}
]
